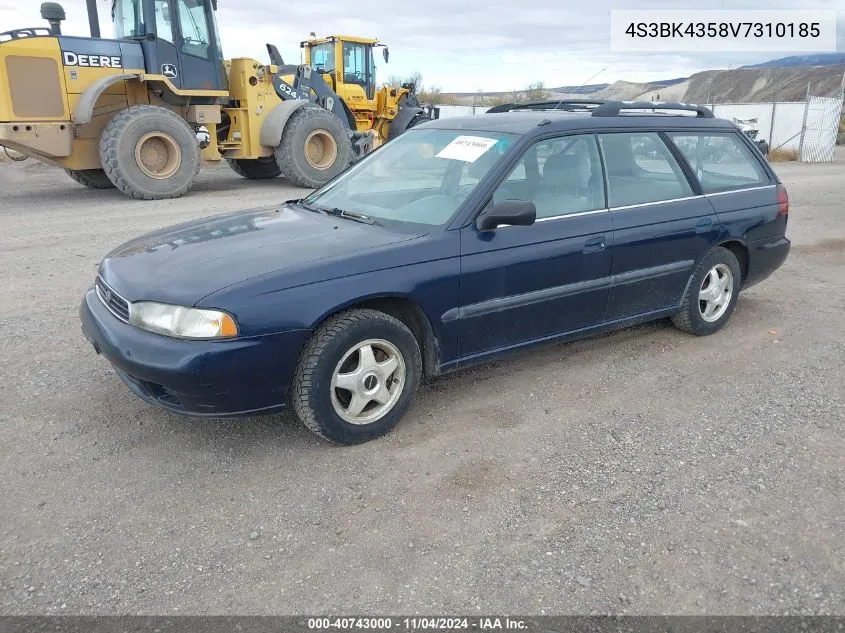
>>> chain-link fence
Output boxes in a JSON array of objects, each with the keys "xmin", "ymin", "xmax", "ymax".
[{"xmin": 705, "ymin": 96, "xmax": 843, "ymax": 162}]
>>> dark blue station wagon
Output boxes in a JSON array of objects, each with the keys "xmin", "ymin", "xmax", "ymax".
[{"xmin": 81, "ymin": 101, "xmax": 790, "ymax": 444}]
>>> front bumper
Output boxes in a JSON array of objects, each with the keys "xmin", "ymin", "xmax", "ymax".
[{"xmin": 80, "ymin": 288, "xmax": 310, "ymax": 417}]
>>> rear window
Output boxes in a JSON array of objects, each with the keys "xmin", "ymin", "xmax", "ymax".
[
  {"xmin": 667, "ymin": 132, "xmax": 770, "ymax": 193},
  {"xmin": 598, "ymin": 132, "xmax": 693, "ymax": 207}
]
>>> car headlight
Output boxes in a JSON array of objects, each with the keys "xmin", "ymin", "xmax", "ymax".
[{"xmin": 129, "ymin": 302, "xmax": 238, "ymax": 339}]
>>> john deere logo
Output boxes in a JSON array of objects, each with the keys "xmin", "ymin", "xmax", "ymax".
[
  {"xmin": 62, "ymin": 51, "xmax": 122, "ymax": 68},
  {"xmin": 161, "ymin": 64, "xmax": 178, "ymax": 78}
]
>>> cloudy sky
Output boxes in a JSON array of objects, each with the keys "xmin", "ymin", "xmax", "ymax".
[{"xmin": 4, "ymin": 0, "xmax": 843, "ymax": 91}]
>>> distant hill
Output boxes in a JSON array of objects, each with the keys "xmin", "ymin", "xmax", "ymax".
[
  {"xmin": 440, "ymin": 53, "xmax": 845, "ymax": 105},
  {"xmin": 546, "ymin": 83, "xmax": 609, "ymax": 94},
  {"xmin": 684, "ymin": 66, "xmax": 844, "ymax": 102},
  {"xmin": 741, "ymin": 53, "xmax": 845, "ymax": 69}
]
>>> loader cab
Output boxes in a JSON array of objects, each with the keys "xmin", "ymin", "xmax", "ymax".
[
  {"xmin": 305, "ymin": 36, "xmax": 384, "ymax": 108},
  {"xmin": 111, "ymin": 0, "xmax": 227, "ymax": 91}
]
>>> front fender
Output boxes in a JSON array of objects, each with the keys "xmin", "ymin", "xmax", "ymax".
[
  {"xmin": 259, "ymin": 99, "xmax": 311, "ymax": 148},
  {"xmin": 73, "ymin": 73, "xmax": 142, "ymax": 125},
  {"xmin": 388, "ymin": 106, "xmax": 423, "ymax": 140}
]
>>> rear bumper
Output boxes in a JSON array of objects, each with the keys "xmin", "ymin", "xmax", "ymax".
[
  {"xmin": 744, "ymin": 235, "xmax": 790, "ymax": 289},
  {"xmin": 80, "ymin": 288, "xmax": 310, "ymax": 417}
]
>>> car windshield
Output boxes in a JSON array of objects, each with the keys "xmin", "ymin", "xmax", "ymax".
[{"xmin": 304, "ymin": 128, "xmax": 517, "ymax": 226}]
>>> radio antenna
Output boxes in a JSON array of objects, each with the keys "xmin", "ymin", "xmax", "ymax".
[{"xmin": 553, "ymin": 67, "xmax": 606, "ymax": 111}]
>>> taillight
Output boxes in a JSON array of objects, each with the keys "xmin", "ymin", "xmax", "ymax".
[{"xmin": 776, "ymin": 184, "xmax": 789, "ymax": 215}]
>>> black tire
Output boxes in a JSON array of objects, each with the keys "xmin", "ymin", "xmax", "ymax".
[
  {"xmin": 292, "ymin": 309, "xmax": 422, "ymax": 445},
  {"xmin": 64, "ymin": 168, "xmax": 115, "ymax": 189},
  {"xmin": 226, "ymin": 156, "xmax": 281, "ymax": 179},
  {"xmin": 99, "ymin": 105, "xmax": 200, "ymax": 200},
  {"xmin": 671, "ymin": 246, "xmax": 742, "ymax": 336},
  {"xmin": 275, "ymin": 104, "xmax": 352, "ymax": 188}
]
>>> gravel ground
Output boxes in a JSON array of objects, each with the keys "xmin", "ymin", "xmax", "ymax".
[{"xmin": 0, "ymin": 156, "xmax": 843, "ymax": 615}]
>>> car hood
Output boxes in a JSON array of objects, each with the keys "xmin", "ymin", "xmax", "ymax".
[{"xmin": 99, "ymin": 205, "xmax": 427, "ymax": 305}]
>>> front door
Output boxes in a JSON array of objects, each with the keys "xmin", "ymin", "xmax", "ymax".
[
  {"xmin": 141, "ymin": 0, "xmax": 182, "ymax": 87},
  {"xmin": 172, "ymin": 0, "xmax": 225, "ymax": 90},
  {"xmin": 457, "ymin": 134, "xmax": 613, "ymax": 362}
]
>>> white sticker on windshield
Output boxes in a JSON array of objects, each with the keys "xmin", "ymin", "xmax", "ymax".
[{"xmin": 435, "ymin": 135, "xmax": 499, "ymax": 162}]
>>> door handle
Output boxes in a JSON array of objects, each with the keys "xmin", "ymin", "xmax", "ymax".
[
  {"xmin": 583, "ymin": 235, "xmax": 607, "ymax": 252},
  {"xmin": 695, "ymin": 218, "xmax": 713, "ymax": 234}
]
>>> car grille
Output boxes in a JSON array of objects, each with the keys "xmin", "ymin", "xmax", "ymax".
[{"xmin": 96, "ymin": 277, "xmax": 130, "ymax": 323}]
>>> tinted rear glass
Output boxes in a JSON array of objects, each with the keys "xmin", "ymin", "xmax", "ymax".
[{"xmin": 668, "ymin": 132, "xmax": 770, "ymax": 193}]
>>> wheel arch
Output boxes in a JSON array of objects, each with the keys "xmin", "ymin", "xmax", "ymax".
[
  {"xmin": 73, "ymin": 73, "xmax": 143, "ymax": 125},
  {"xmin": 680, "ymin": 239, "xmax": 750, "ymax": 306},
  {"xmin": 307, "ymin": 294, "xmax": 442, "ymax": 378},
  {"xmin": 714, "ymin": 239, "xmax": 749, "ymax": 285}
]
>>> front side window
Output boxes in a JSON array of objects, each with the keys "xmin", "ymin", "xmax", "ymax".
[
  {"xmin": 154, "ymin": 0, "xmax": 174, "ymax": 43},
  {"xmin": 343, "ymin": 42, "xmax": 367, "ymax": 84},
  {"xmin": 668, "ymin": 132, "xmax": 770, "ymax": 193},
  {"xmin": 492, "ymin": 134, "xmax": 605, "ymax": 219},
  {"xmin": 311, "ymin": 43, "xmax": 335, "ymax": 73},
  {"xmin": 113, "ymin": 0, "xmax": 145, "ymax": 38},
  {"xmin": 176, "ymin": 0, "xmax": 210, "ymax": 58},
  {"xmin": 306, "ymin": 129, "xmax": 517, "ymax": 226},
  {"xmin": 599, "ymin": 132, "xmax": 693, "ymax": 207}
]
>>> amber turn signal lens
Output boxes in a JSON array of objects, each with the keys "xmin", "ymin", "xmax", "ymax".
[{"xmin": 219, "ymin": 313, "xmax": 238, "ymax": 337}]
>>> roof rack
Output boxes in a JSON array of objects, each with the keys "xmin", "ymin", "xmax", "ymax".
[
  {"xmin": 487, "ymin": 99, "xmax": 606, "ymax": 114},
  {"xmin": 591, "ymin": 101, "xmax": 714, "ymax": 118}
]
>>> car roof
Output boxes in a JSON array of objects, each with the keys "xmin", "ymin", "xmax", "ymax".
[{"xmin": 422, "ymin": 108, "xmax": 738, "ymax": 136}]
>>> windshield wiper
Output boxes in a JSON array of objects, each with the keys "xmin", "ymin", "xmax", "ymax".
[
  {"xmin": 288, "ymin": 200, "xmax": 377, "ymax": 225},
  {"xmin": 287, "ymin": 199, "xmax": 324, "ymax": 214},
  {"xmin": 321, "ymin": 207, "xmax": 377, "ymax": 225}
]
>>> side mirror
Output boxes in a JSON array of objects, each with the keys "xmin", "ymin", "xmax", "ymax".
[
  {"xmin": 383, "ymin": 47, "xmax": 389, "ymax": 63},
  {"xmin": 476, "ymin": 200, "xmax": 536, "ymax": 231}
]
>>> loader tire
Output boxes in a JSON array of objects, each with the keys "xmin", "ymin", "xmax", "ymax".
[
  {"xmin": 99, "ymin": 105, "xmax": 200, "ymax": 200},
  {"xmin": 64, "ymin": 168, "xmax": 115, "ymax": 189},
  {"xmin": 275, "ymin": 104, "xmax": 352, "ymax": 188},
  {"xmin": 226, "ymin": 156, "xmax": 281, "ymax": 179}
]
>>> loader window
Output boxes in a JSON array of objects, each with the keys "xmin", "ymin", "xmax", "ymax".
[
  {"xmin": 343, "ymin": 42, "xmax": 368, "ymax": 86},
  {"xmin": 154, "ymin": 0, "xmax": 175, "ymax": 43},
  {"xmin": 113, "ymin": 0, "xmax": 145, "ymax": 38},
  {"xmin": 311, "ymin": 44, "xmax": 335, "ymax": 74},
  {"xmin": 176, "ymin": 0, "xmax": 211, "ymax": 58}
]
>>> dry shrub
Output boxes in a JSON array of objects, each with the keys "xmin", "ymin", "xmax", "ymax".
[{"xmin": 767, "ymin": 148, "xmax": 799, "ymax": 162}]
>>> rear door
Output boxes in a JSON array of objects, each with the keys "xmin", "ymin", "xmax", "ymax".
[
  {"xmin": 457, "ymin": 134, "xmax": 613, "ymax": 360},
  {"xmin": 599, "ymin": 131, "xmax": 720, "ymax": 321},
  {"xmin": 665, "ymin": 131, "xmax": 778, "ymax": 242}
]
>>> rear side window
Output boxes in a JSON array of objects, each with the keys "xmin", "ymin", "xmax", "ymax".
[
  {"xmin": 668, "ymin": 132, "xmax": 770, "ymax": 193},
  {"xmin": 598, "ymin": 132, "xmax": 693, "ymax": 207}
]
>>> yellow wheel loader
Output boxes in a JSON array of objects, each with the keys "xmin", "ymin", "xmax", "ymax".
[{"xmin": 0, "ymin": 0, "xmax": 437, "ymax": 199}]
